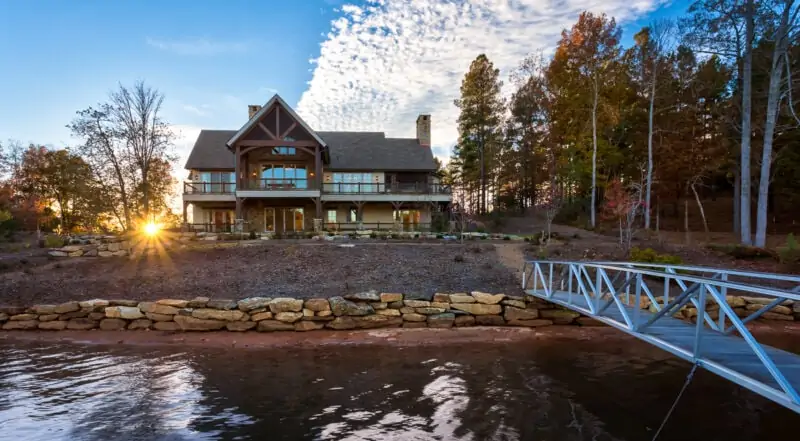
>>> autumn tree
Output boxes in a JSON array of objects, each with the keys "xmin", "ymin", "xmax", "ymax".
[
  {"xmin": 454, "ymin": 54, "xmax": 505, "ymax": 214},
  {"xmin": 547, "ymin": 12, "xmax": 622, "ymax": 228}
]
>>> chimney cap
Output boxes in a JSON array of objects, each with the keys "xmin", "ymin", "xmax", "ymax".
[{"xmin": 416, "ymin": 114, "xmax": 431, "ymax": 121}]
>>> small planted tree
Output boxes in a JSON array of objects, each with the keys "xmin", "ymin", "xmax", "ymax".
[
  {"xmin": 541, "ymin": 183, "xmax": 563, "ymax": 244},
  {"xmin": 602, "ymin": 176, "xmax": 646, "ymax": 254}
]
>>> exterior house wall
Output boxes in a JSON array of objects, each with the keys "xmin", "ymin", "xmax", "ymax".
[{"xmin": 324, "ymin": 203, "xmax": 431, "ymax": 230}]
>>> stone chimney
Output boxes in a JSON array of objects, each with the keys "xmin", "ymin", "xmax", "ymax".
[
  {"xmin": 416, "ymin": 114, "xmax": 431, "ymax": 146},
  {"xmin": 248, "ymin": 105, "xmax": 262, "ymax": 119}
]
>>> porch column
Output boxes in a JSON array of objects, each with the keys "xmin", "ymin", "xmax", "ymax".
[
  {"xmin": 235, "ymin": 197, "xmax": 243, "ymax": 226},
  {"xmin": 315, "ymin": 145, "xmax": 322, "ymax": 190},
  {"xmin": 182, "ymin": 201, "xmax": 188, "ymax": 225},
  {"xmin": 315, "ymin": 197, "xmax": 322, "ymax": 220},
  {"xmin": 235, "ymin": 144, "xmax": 241, "ymax": 188}
]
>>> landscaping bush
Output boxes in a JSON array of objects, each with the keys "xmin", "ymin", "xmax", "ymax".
[
  {"xmin": 629, "ymin": 247, "xmax": 683, "ymax": 265},
  {"xmin": 777, "ymin": 234, "xmax": 800, "ymax": 265},
  {"xmin": 249, "ymin": 230, "xmax": 257, "ymax": 240},
  {"xmin": 44, "ymin": 235, "xmax": 65, "ymax": 248}
]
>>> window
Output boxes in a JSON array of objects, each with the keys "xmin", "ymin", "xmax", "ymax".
[
  {"xmin": 332, "ymin": 173, "xmax": 374, "ymax": 193},
  {"xmin": 326, "ymin": 209, "xmax": 337, "ymax": 224},
  {"xmin": 347, "ymin": 208, "xmax": 361, "ymax": 223},
  {"xmin": 264, "ymin": 208, "xmax": 275, "ymax": 232},
  {"xmin": 261, "ymin": 164, "xmax": 307, "ymax": 188},
  {"xmin": 271, "ymin": 137, "xmax": 296, "ymax": 155},
  {"xmin": 199, "ymin": 171, "xmax": 235, "ymax": 193}
]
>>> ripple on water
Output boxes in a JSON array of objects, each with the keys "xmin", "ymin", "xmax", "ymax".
[{"xmin": 0, "ymin": 339, "xmax": 798, "ymax": 440}]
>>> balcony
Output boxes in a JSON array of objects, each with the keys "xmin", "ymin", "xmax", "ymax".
[
  {"xmin": 183, "ymin": 181, "xmax": 237, "ymax": 202},
  {"xmin": 321, "ymin": 182, "xmax": 452, "ymax": 202},
  {"xmin": 323, "ymin": 182, "xmax": 451, "ymax": 194},
  {"xmin": 237, "ymin": 178, "xmax": 321, "ymax": 198}
]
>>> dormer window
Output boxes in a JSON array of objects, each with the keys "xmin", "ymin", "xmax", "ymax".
[{"xmin": 272, "ymin": 137, "xmax": 296, "ymax": 155}]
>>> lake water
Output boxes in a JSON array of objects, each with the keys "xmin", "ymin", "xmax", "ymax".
[{"xmin": 0, "ymin": 335, "xmax": 798, "ymax": 441}]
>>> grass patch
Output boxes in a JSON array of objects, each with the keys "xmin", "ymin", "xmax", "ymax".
[{"xmin": 629, "ymin": 247, "xmax": 683, "ymax": 265}]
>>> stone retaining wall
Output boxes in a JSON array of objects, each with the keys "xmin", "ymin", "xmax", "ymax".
[
  {"xmin": 1, "ymin": 292, "xmax": 795, "ymax": 333},
  {"xmin": 48, "ymin": 235, "xmax": 133, "ymax": 258}
]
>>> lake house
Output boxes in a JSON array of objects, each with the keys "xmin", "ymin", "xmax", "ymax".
[{"xmin": 182, "ymin": 94, "xmax": 451, "ymax": 233}]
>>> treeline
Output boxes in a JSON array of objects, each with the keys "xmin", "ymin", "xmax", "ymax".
[
  {"xmin": 0, "ymin": 81, "xmax": 177, "ymax": 236},
  {"xmin": 447, "ymin": 1, "xmax": 800, "ymax": 247}
]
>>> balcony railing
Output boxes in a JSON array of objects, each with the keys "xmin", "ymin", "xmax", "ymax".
[
  {"xmin": 184, "ymin": 182, "xmax": 236, "ymax": 194},
  {"xmin": 323, "ymin": 182, "xmax": 452, "ymax": 194},
  {"xmin": 242, "ymin": 178, "xmax": 313, "ymax": 190}
]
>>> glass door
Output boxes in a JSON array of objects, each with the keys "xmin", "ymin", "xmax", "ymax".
[{"xmin": 264, "ymin": 208, "xmax": 275, "ymax": 232}]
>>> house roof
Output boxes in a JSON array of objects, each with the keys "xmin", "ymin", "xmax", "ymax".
[
  {"xmin": 184, "ymin": 130, "xmax": 437, "ymax": 171},
  {"xmin": 226, "ymin": 94, "xmax": 327, "ymax": 148}
]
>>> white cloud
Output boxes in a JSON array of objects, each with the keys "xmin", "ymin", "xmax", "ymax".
[
  {"xmin": 258, "ymin": 86, "xmax": 280, "ymax": 96},
  {"xmin": 146, "ymin": 37, "xmax": 253, "ymax": 55},
  {"xmin": 296, "ymin": 0, "xmax": 667, "ymax": 160},
  {"xmin": 181, "ymin": 104, "xmax": 212, "ymax": 117}
]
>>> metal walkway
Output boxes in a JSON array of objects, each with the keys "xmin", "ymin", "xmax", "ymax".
[{"xmin": 521, "ymin": 260, "xmax": 800, "ymax": 414}]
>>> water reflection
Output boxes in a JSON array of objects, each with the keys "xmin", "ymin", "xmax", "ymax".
[{"xmin": 0, "ymin": 339, "xmax": 798, "ymax": 440}]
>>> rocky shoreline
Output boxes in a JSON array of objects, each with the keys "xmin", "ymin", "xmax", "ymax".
[{"xmin": 1, "ymin": 290, "xmax": 796, "ymax": 333}]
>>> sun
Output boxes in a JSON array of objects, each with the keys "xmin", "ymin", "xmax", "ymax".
[{"xmin": 143, "ymin": 222, "xmax": 161, "ymax": 237}]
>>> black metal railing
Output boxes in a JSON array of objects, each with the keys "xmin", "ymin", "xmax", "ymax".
[
  {"xmin": 242, "ymin": 178, "xmax": 312, "ymax": 190},
  {"xmin": 184, "ymin": 182, "xmax": 236, "ymax": 194},
  {"xmin": 322, "ymin": 182, "xmax": 452, "ymax": 194}
]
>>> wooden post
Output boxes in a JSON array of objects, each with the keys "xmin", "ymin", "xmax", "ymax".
[
  {"xmin": 182, "ymin": 201, "xmax": 188, "ymax": 225},
  {"xmin": 315, "ymin": 145, "xmax": 322, "ymax": 190}
]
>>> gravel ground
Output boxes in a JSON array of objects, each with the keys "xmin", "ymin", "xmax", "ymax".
[{"xmin": 0, "ymin": 243, "xmax": 523, "ymax": 306}]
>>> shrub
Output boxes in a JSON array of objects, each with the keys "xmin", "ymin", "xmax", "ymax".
[
  {"xmin": 777, "ymin": 233, "xmax": 800, "ymax": 265},
  {"xmin": 370, "ymin": 232, "xmax": 377, "ymax": 239},
  {"xmin": 630, "ymin": 247, "xmax": 683, "ymax": 265},
  {"xmin": 249, "ymin": 230, "xmax": 257, "ymax": 240},
  {"xmin": 503, "ymin": 236, "xmax": 510, "ymax": 241},
  {"xmin": 454, "ymin": 254, "xmax": 465, "ymax": 263},
  {"xmin": 44, "ymin": 235, "xmax": 65, "ymax": 248}
]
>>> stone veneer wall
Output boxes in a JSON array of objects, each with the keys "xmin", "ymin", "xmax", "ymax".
[{"xmin": 1, "ymin": 292, "xmax": 796, "ymax": 332}]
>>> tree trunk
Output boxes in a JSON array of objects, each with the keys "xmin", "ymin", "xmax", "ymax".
[
  {"xmin": 684, "ymin": 199, "xmax": 690, "ymax": 245},
  {"xmin": 691, "ymin": 182, "xmax": 710, "ymax": 242},
  {"xmin": 755, "ymin": 1, "xmax": 791, "ymax": 248},
  {"xmin": 645, "ymin": 67, "xmax": 656, "ymax": 229},
  {"xmin": 591, "ymin": 76, "xmax": 599, "ymax": 229},
  {"xmin": 733, "ymin": 171, "xmax": 741, "ymax": 234},
  {"xmin": 740, "ymin": 0, "xmax": 754, "ymax": 245}
]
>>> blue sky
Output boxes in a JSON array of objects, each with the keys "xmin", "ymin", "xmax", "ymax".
[{"xmin": 0, "ymin": 0, "xmax": 691, "ymax": 167}]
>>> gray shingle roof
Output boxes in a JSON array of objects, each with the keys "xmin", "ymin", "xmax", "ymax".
[{"xmin": 184, "ymin": 129, "xmax": 437, "ymax": 171}]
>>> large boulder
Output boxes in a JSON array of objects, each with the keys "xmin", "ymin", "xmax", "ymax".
[
  {"xmin": 471, "ymin": 292, "xmax": 505, "ymax": 305},
  {"xmin": 128, "ymin": 319, "xmax": 152, "ymax": 330},
  {"xmin": 154, "ymin": 321, "xmax": 181, "ymax": 331},
  {"xmin": 105, "ymin": 306, "xmax": 144, "ymax": 320},
  {"xmin": 504, "ymin": 307, "xmax": 539, "ymax": 321},
  {"xmin": 448, "ymin": 294, "xmax": 476, "ymax": 304},
  {"xmin": 304, "ymin": 298, "xmax": 331, "ymax": 312},
  {"xmin": 157, "ymin": 299, "xmax": 190, "ymax": 308},
  {"xmin": 329, "ymin": 297, "xmax": 374, "ymax": 316},
  {"xmin": 539, "ymin": 309, "xmax": 580, "ymax": 324},
  {"xmin": 174, "ymin": 315, "xmax": 226, "ymax": 331},
  {"xmin": 501, "ymin": 299, "xmax": 526, "ymax": 309},
  {"xmin": 415, "ymin": 307, "xmax": 446, "ymax": 315},
  {"xmin": 187, "ymin": 297, "xmax": 210, "ymax": 308},
  {"xmin": 54, "ymin": 301, "xmax": 80, "ymax": 314},
  {"xmin": 376, "ymin": 309, "xmax": 401, "ymax": 317},
  {"xmin": 99, "ymin": 319, "xmax": 127, "ymax": 331},
  {"xmin": 79, "ymin": 299, "xmax": 109, "ymax": 309},
  {"xmin": 257, "ymin": 320, "xmax": 295, "ymax": 332},
  {"xmin": 3, "ymin": 320, "xmax": 38, "ymax": 330},
  {"xmin": 295, "ymin": 321, "xmax": 325, "ymax": 332},
  {"xmin": 275, "ymin": 312, "xmax": 303, "ymax": 323},
  {"xmin": 353, "ymin": 315, "xmax": 402, "ymax": 329},
  {"xmin": 251, "ymin": 311, "xmax": 274, "ymax": 321},
  {"xmin": 237, "ymin": 297, "xmax": 272, "ymax": 312},
  {"xmin": 380, "ymin": 293, "xmax": 403, "ymax": 303},
  {"xmin": 325, "ymin": 317, "xmax": 357, "ymax": 330},
  {"xmin": 344, "ymin": 290, "xmax": 380, "ymax": 302},
  {"xmin": 404, "ymin": 300, "xmax": 430, "ymax": 308},
  {"xmin": 269, "ymin": 298, "xmax": 304, "ymax": 313},
  {"xmin": 191, "ymin": 309, "xmax": 246, "ymax": 321},
  {"xmin": 38, "ymin": 321, "xmax": 68, "ymax": 330},
  {"xmin": 227, "ymin": 321, "xmax": 257, "ymax": 332},
  {"xmin": 450, "ymin": 303, "xmax": 502, "ymax": 315},
  {"xmin": 10, "ymin": 314, "xmax": 38, "ymax": 321},
  {"xmin": 67, "ymin": 318, "xmax": 98, "ymax": 330},
  {"xmin": 402, "ymin": 313, "xmax": 427, "ymax": 322},
  {"xmin": 138, "ymin": 302, "xmax": 179, "ymax": 316},
  {"xmin": 207, "ymin": 299, "xmax": 238, "ymax": 310},
  {"xmin": 145, "ymin": 312, "xmax": 174, "ymax": 322},
  {"xmin": 454, "ymin": 315, "xmax": 476, "ymax": 327},
  {"xmin": 427, "ymin": 313, "xmax": 455, "ymax": 328},
  {"xmin": 32, "ymin": 305, "xmax": 57, "ymax": 315},
  {"xmin": 475, "ymin": 315, "xmax": 505, "ymax": 326}
]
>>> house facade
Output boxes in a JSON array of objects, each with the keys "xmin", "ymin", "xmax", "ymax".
[{"xmin": 182, "ymin": 95, "xmax": 451, "ymax": 234}]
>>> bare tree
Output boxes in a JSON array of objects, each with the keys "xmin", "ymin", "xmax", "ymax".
[
  {"xmin": 741, "ymin": 0, "xmax": 755, "ymax": 245},
  {"xmin": 110, "ymin": 81, "xmax": 175, "ymax": 219},
  {"xmin": 755, "ymin": 0, "xmax": 798, "ymax": 247},
  {"xmin": 637, "ymin": 19, "xmax": 676, "ymax": 229}
]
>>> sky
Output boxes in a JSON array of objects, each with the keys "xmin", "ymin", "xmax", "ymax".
[{"xmin": 0, "ymin": 0, "xmax": 692, "ymax": 173}]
